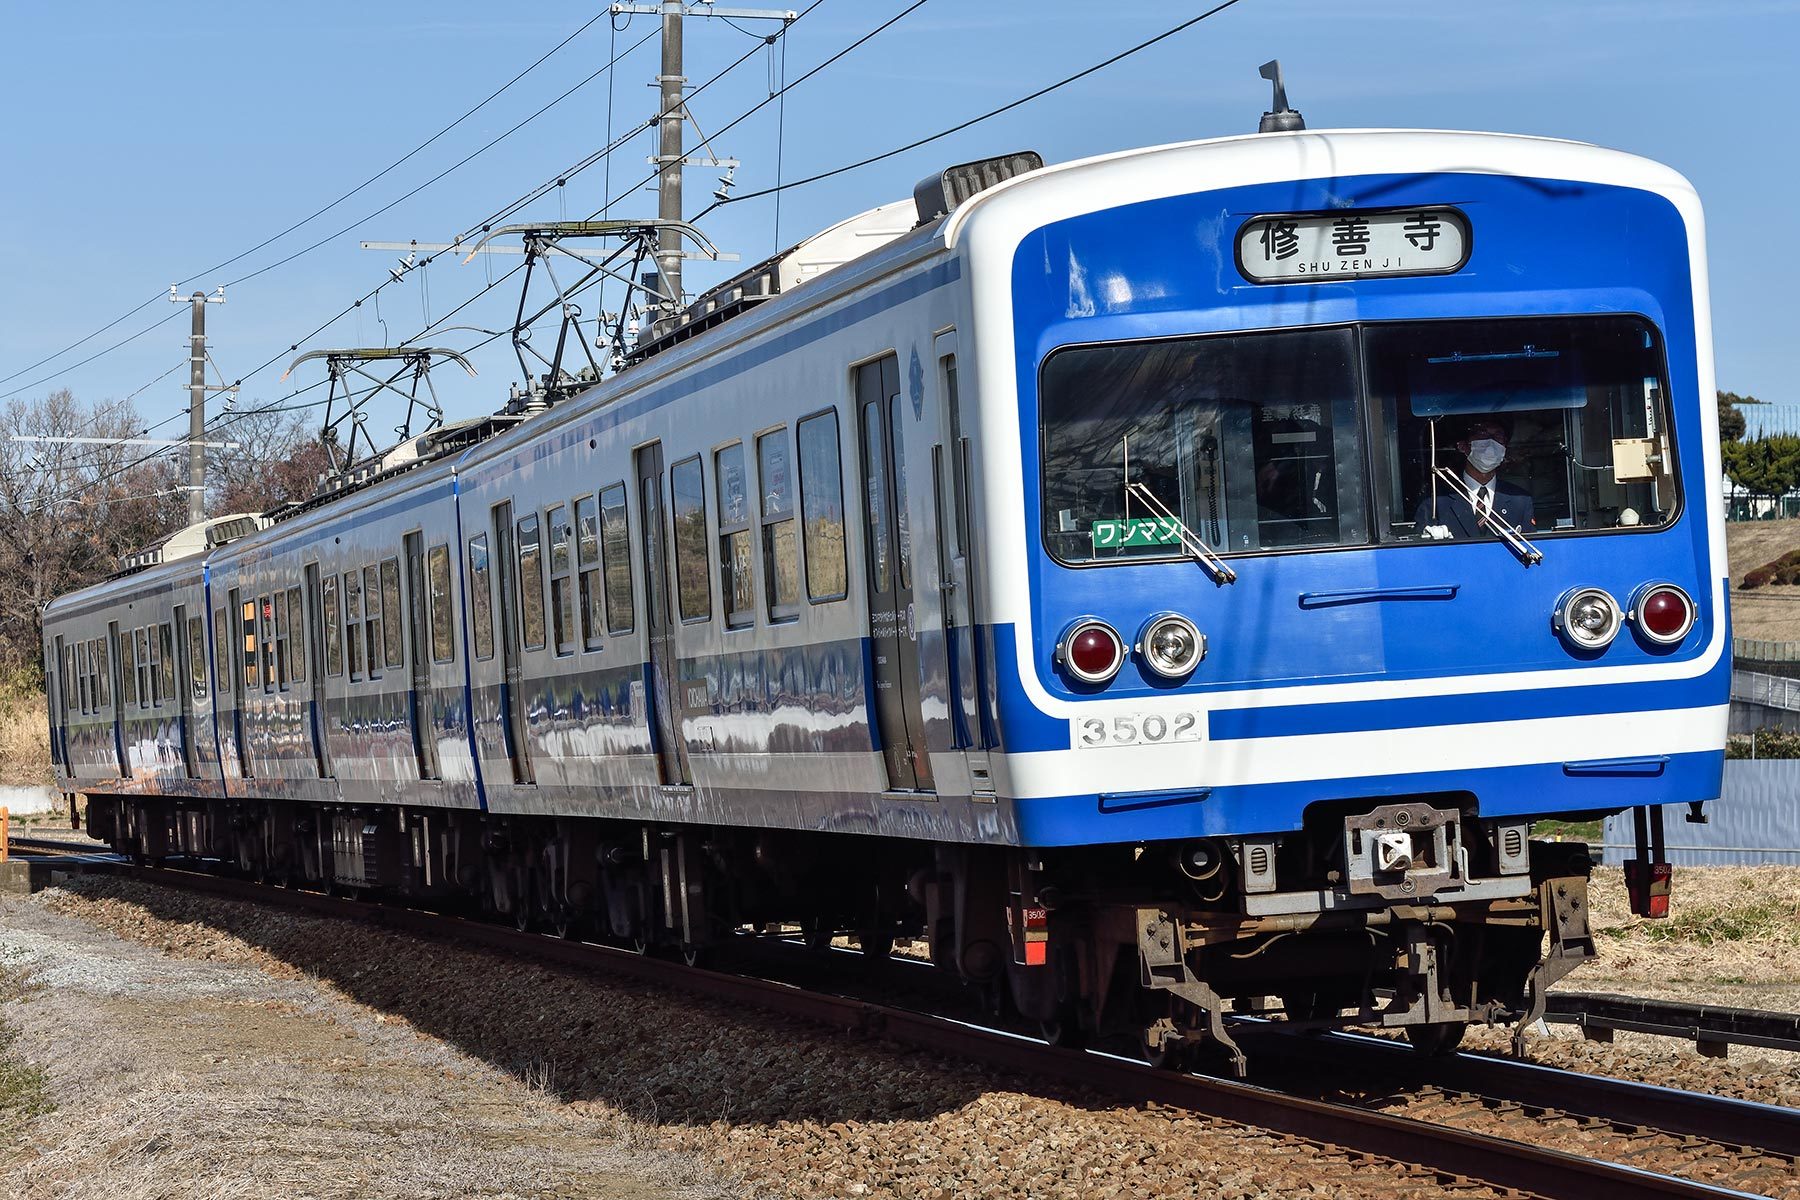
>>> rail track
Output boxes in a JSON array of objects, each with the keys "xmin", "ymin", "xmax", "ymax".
[{"xmin": 12, "ymin": 846, "xmax": 1795, "ymax": 1200}]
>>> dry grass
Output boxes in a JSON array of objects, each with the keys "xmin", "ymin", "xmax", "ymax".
[
  {"xmin": 1727, "ymin": 518, "xmax": 1800, "ymax": 641},
  {"xmin": 1579, "ymin": 866, "xmax": 1800, "ymax": 1001},
  {"xmin": 0, "ymin": 968, "xmax": 52, "ymax": 1148},
  {"xmin": 0, "ymin": 694, "xmax": 50, "ymax": 789}
]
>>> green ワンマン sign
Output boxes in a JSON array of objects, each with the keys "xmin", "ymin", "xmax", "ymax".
[{"xmin": 1091, "ymin": 518, "xmax": 1184, "ymax": 549}]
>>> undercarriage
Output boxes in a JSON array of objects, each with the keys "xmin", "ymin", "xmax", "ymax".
[{"xmin": 83, "ymin": 792, "xmax": 1610, "ymax": 1074}]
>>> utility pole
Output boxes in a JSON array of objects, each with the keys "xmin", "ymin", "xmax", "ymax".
[
  {"xmin": 170, "ymin": 285, "xmax": 227, "ymax": 525},
  {"xmin": 611, "ymin": 2, "xmax": 794, "ymax": 330}
]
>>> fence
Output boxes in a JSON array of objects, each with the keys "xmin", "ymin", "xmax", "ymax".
[
  {"xmin": 1734, "ymin": 638, "xmax": 1800, "ymax": 664},
  {"xmin": 1599, "ymin": 760, "xmax": 1800, "ymax": 866},
  {"xmin": 1731, "ymin": 667, "xmax": 1800, "ymax": 711}
]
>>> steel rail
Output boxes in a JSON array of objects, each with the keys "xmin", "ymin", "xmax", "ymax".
[
  {"xmin": 61, "ymin": 857, "xmax": 1758, "ymax": 1200},
  {"xmin": 1546, "ymin": 991, "xmax": 1800, "ymax": 1057}
]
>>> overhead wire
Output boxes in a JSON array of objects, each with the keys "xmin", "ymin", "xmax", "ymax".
[
  {"xmin": 708, "ymin": 0, "xmax": 1252, "ymax": 210},
  {"xmin": 0, "ymin": 10, "xmax": 615, "ymax": 399}
]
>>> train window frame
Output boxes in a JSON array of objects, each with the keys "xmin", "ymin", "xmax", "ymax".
[
  {"xmin": 428, "ymin": 543, "xmax": 455, "ymax": 664},
  {"xmin": 158, "ymin": 623, "xmax": 176, "ymax": 707},
  {"xmin": 516, "ymin": 514, "xmax": 548, "ymax": 651},
  {"xmin": 469, "ymin": 534, "xmax": 496, "ymax": 661},
  {"xmin": 380, "ymin": 557, "xmax": 403, "ymax": 669},
  {"xmin": 271, "ymin": 592, "xmax": 288, "ymax": 692},
  {"xmin": 147, "ymin": 623, "xmax": 164, "ymax": 707},
  {"xmin": 94, "ymin": 637, "xmax": 109, "ymax": 709},
  {"xmin": 599, "ymin": 482, "xmax": 634, "ymax": 635},
  {"xmin": 671, "ymin": 454, "xmax": 712, "ymax": 624},
  {"xmin": 361, "ymin": 564, "xmax": 385, "ymax": 679},
  {"xmin": 119, "ymin": 628, "xmax": 137, "ymax": 708},
  {"xmin": 323, "ymin": 575, "xmax": 344, "ymax": 677},
  {"xmin": 757, "ymin": 426, "xmax": 803, "ymax": 624},
  {"xmin": 286, "ymin": 586, "xmax": 305, "ymax": 685},
  {"xmin": 547, "ymin": 502, "xmax": 577, "ymax": 656},
  {"xmin": 76, "ymin": 641, "xmax": 89, "ymax": 715},
  {"xmin": 797, "ymin": 407, "xmax": 849, "ymax": 604},
  {"xmin": 715, "ymin": 441, "xmax": 756, "ymax": 630},
  {"xmin": 343, "ymin": 570, "xmax": 364, "ymax": 681},
  {"xmin": 188, "ymin": 614, "xmax": 208, "ymax": 701},
  {"xmin": 136, "ymin": 627, "xmax": 152, "ymax": 708},
  {"xmin": 574, "ymin": 494, "xmax": 603, "ymax": 651},
  {"xmin": 260, "ymin": 594, "xmax": 276, "ymax": 694}
]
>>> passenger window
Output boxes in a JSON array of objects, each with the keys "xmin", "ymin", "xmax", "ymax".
[
  {"xmin": 600, "ymin": 483, "xmax": 634, "ymax": 634},
  {"xmin": 137, "ymin": 628, "xmax": 153, "ymax": 708},
  {"xmin": 272, "ymin": 592, "xmax": 288, "ymax": 691},
  {"xmin": 323, "ymin": 576, "xmax": 344, "ymax": 677},
  {"xmin": 671, "ymin": 456, "xmax": 710, "ymax": 622},
  {"xmin": 469, "ymin": 535, "xmax": 495, "ymax": 661},
  {"xmin": 547, "ymin": 504, "xmax": 576, "ymax": 655},
  {"xmin": 259, "ymin": 595, "xmax": 276, "ymax": 694},
  {"xmin": 516, "ymin": 515, "xmax": 547, "ymax": 650},
  {"xmin": 428, "ymin": 544, "xmax": 454, "ymax": 664},
  {"xmin": 241, "ymin": 599, "xmax": 259, "ymax": 693},
  {"xmin": 76, "ymin": 643, "xmax": 89, "ymax": 714},
  {"xmin": 798, "ymin": 410, "xmax": 848, "ymax": 601},
  {"xmin": 188, "ymin": 615, "xmax": 208, "ymax": 701},
  {"xmin": 344, "ymin": 571, "xmax": 364, "ymax": 680},
  {"xmin": 119, "ymin": 630, "xmax": 137, "ymax": 707},
  {"xmin": 715, "ymin": 443, "xmax": 755, "ymax": 629},
  {"xmin": 147, "ymin": 625, "xmax": 163, "ymax": 707},
  {"xmin": 758, "ymin": 428, "xmax": 801, "ymax": 621},
  {"xmin": 286, "ymin": 587, "xmax": 305, "ymax": 684},
  {"xmin": 363, "ymin": 565, "xmax": 384, "ymax": 679},
  {"xmin": 380, "ymin": 558, "xmax": 403, "ymax": 668},
  {"xmin": 158, "ymin": 624, "xmax": 175, "ymax": 705},
  {"xmin": 575, "ymin": 496, "xmax": 603, "ymax": 650}
]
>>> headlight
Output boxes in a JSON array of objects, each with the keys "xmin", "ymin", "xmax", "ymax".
[
  {"xmin": 1554, "ymin": 587, "xmax": 1621, "ymax": 650},
  {"xmin": 1630, "ymin": 582, "xmax": 1695, "ymax": 646},
  {"xmin": 1136, "ymin": 613, "xmax": 1205, "ymax": 678},
  {"xmin": 1056, "ymin": 618, "xmax": 1124, "ymax": 684}
]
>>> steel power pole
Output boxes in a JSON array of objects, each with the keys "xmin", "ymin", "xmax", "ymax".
[
  {"xmin": 612, "ymin": 2, "xmax": 794, "ymax": 331},
  {"xmin": 171, "ymin": 286, "xmax": 226, "ymax": 525}
]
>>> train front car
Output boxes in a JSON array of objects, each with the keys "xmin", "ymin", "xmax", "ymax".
[{"xmin": 957, "ymin": 130, "xmax": 1727, "ymax": 1066}]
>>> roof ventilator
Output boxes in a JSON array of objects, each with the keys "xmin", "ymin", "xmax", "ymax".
[{"xmin": 912, "ymin": 151, "xmax": 1044, "ymax": 225}]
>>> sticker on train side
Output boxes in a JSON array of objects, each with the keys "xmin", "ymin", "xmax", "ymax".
[{"xmin": 1072, "ymin": 712, "xmax": 1204, "ymax": 749}]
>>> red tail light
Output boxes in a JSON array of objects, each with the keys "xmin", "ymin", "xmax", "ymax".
[
  {"xmin": 1625, "ymin": 859, "xmax": 1672, "ymax": 919},
  {"xmin": 1058, "ymin": 619, "xmax": 1124, "ymax": 684},
  {"xmin": 1631, "ymin": 583, "xmax": 1695, "ymax": 646}
]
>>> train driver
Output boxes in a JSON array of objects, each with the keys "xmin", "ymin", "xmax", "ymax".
[{"xmin": 1414, "ymin": 415, "xmax": 1536, "ymax": 539}]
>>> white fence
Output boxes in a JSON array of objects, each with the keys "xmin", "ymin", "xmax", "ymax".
[{"xmin": 1731, "ymin": 668, "xmax": 1800, "ymax": 712}]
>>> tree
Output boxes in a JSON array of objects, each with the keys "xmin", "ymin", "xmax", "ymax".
[
  {"xmin": 1722, "ymin": 433, "xmax": 1800, "ymax": 496},
  {"xmin": 1718, "ymin": 390, "xmax": 1752, "ymax": 442},
  {"xmin": 0, "ymin": 390, "xmax": 188, "ymax": 685},
  {"xmin": 204, "ymin": 409, "xmax": 332, "ymax": 516}
]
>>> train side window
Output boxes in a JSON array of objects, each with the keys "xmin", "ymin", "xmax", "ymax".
[
  {"xmin": 271, "ymin": 593, "xmax": 288, "ymax": 691},
  {"xmin": 547, "ymin": 504, "xmax": 576, "ymax": 655},
  {"xmin": 574, "ymin": 495, "xmax": 603, "ymax": 650},
  {"xmin": 469, "ymin": 534, "xmax": 495, "ymax": 660},
  {"xmin": 240, "ymin": 598, "xmax": 259, "ymax": 693},
  {"xmin": 96, "ymin": 637, "xmax": 110, "ymax": 708},
  {"xmin": 671, "ymin": 455, "xmax": 710, "ymax": 622},
  {"xmin": 146, "ymin": 625, "xmax": 163, "ymax": 707},
  {"xmin": 516, "ymin": 515, "xmax": 547, "ymax": 650},
  {"xmin": 119, "ymin": 629, "xmax": 137, "ymax": 708},
  {"xmin": 91, "ymin": 640, "xmax": 102, "ymax": 710},
  {"xmin": 380, "ymin": 558, "xmax": 403, "ymax": 668},
  {"xmin": 362, "ymin": 565, "xmax": 385, "ymax": 679},
  {"xmin": 757, "ymin": 428, "xmax": 801, "ymax": 622},
  {"xmin": 137, "ymin": 628, "xmax": 153, "ymax": 707},
  {"xmin": 344, "ymin": 571, "xmax": 364, "ymax": 680},
  {"xmin": 75, "ymin": 642, "xmax": 89, "ymax": 714},
  {"xmin": 715, "ymin": 442, "xmax": 755, "ymax": 629},
  {"xmin": 599, "ymin": 483, "xmax": 634, "ymax": 634},
  {"xmin": 188, "ymin": 614, "xmax": 208, "ymax": 701},
  {"xmin": 258, "ymin": 595, "xmax": 274, "ymax": 694},
  {"xmin": 428, "ymin": 543, "xmax": 454, "ymax": 663},
  {"xmin": 322, "ymin": 576, "xmax": 344, "ymax": 677},
  {"xmin": 286, "ymin": 586, "xmax": 305, "ymax": 684},
  {"xmin": 158, "ymin": 623, "xmax": 175, "ymax": 705},
  {"xmin": 797, "ymin": 410, "xmax": 848, "ymax": 602}
]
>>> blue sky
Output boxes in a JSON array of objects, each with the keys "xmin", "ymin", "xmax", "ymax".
[{"xmin": 3, "ymin": 1, "xmax": 1797, "ymax": 439}]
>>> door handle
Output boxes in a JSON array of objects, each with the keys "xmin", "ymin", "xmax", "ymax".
[{"xmin": 1297, "ymin": 584, "xmax": 1459, "ymax": 609}]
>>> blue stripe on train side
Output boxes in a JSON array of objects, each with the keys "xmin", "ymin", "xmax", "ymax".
[{"xmin": 1010, "ymin": 750, "xmax": 1726, "ymax": 847}]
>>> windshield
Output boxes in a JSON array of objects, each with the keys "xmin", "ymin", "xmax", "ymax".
[{"xmin": 1039, "ymin": 315, "xmax": 1675, "ymax": 566}]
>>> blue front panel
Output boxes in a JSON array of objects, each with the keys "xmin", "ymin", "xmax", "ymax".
[{"xmin": 1002, "ymin": 171, "xmax": 1724, "ymax": 844}]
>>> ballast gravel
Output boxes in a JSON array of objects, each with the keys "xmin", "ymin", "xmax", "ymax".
[{"xmin": 9, "ymin": 876, "xmax": 1499, "ymax": 1200}]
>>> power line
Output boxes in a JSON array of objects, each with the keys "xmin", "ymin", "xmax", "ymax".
[
  {"xmin": 0, "ymin": 307, "xmax": 189, "ymax": 403},
  {"xmin": 711, "ymin": 0, "xmax": 1252, "ymax": 210},
  {"xmin": 0, "ymin": 11, "xmax": 620, "ymax": 400}
]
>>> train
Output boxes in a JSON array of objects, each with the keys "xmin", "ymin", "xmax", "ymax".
[{"xmin": 44, "ymin": 87, "xmax": 1727, "ymax": 1072}]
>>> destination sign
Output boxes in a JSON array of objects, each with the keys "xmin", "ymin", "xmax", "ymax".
[{"xmin": 1237, "ymin": 207, "xmax": 1469, "ymax": 283}]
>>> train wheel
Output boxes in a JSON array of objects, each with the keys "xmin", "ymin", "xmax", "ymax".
[
  {"xmin": 1405, "ymin": 1021, "xmax": 1467, "ymax": 1056},
  {"xmin": 1039, "ymin": 1004, "xmax": 1090, "ymax": 1051},
  {"xmin": 856, "ymin": 930, "xmax": 895, "ymax": 959}
]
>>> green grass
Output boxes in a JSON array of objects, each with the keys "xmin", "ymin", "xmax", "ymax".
[
  {"xmin": 1633, "ymin": 898, "xmax": 1800, "ymax": 947},
  {"xmin": 1532, "ymin": 818, "xmax": 1602, "ymax": 842}
]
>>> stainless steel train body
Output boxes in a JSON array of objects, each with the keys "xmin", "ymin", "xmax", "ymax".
[{"xmin": 45, "ymin": 128, "xmax": 1728, "ymax": 1061}]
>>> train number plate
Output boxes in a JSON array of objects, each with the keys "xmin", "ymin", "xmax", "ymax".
[{"xmin": 1071, "ymin": 712, "xmax": 1203, "ymax": 749}]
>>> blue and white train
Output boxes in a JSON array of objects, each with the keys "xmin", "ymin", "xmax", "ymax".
[{"xmin": 44, "ymin": 98, "xmax": 1727, "ymax": 1067}]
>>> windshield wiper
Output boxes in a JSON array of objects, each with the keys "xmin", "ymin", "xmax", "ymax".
[
  {"xmin": 1428, "ymin": 465, "xmax": 1544, "ymax": 566},
  {"xmin": 1126, "ymin": 481, "xmax": 1238, "ymax": 584}
]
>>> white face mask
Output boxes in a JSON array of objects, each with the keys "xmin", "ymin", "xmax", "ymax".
[{"xmin": 1466, "ymin": 438, "xmax": 1506, "ymax": 473}]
